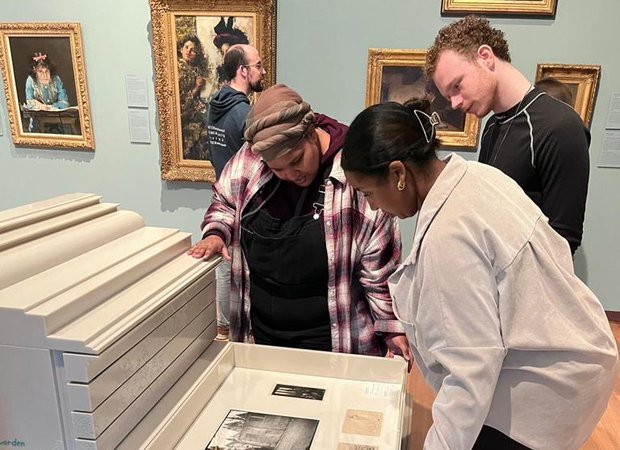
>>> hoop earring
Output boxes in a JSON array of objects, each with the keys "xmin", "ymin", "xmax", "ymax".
[{"xmin": 397, "ymin": 179, "xmax": 405, "ymax": 191}]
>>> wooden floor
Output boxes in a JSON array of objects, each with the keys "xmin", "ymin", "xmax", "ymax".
[{"xmin": 406, "ymin": 321, "xmax": 620, "ymax": 450}]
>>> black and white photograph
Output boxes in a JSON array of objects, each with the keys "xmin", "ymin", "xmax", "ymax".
[
  {"xmin": 271, "ymin": 384, "xmax": 326, "ymax": 401},
  {"xmin": 206, "ymin": 410, "xmax": 319, "ymax": 450}
]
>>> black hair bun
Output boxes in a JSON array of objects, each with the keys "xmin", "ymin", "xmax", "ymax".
[{"xmin": 403, "ymin": 98, "xmax": 432, "ymax": 116}]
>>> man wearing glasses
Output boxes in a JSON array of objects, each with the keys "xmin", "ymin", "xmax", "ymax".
[
  {"xmin": 206, "ymin": 44, "xmax": 266, "ymax": 340},
  {"xmin": 207, "ymin": 44, "xmax": 266, "ymax": 178}
]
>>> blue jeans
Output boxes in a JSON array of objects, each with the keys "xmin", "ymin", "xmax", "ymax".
[{"xmin": 215, "ymin": 260, "xmax": 231, "ymax": 327}]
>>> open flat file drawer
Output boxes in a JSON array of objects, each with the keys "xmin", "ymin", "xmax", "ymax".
[{"xmin": 120, "ymin": 342, "xmax": 411, "ymax": 450}]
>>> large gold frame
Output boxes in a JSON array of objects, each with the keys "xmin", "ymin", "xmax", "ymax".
[
  {"xmin": 535, "ymin": 63, "xmax": 601, "ymax": 127},
  {"xmin": 442, "ymin": 0, "xmax": 557, "ymax": 16},
  {"xmin": 0, "ymin": 23, "xmax": 94, "ymax": 150},
  {"xmin": 149, "ymin": 0, "xmax": 276, "ymax": 183},
  {"xmin": 366, "ymin": 48, "xmax": 480, "ymax": 149}
]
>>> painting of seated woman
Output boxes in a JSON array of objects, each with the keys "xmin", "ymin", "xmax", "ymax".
[
  {"xmin": 0, "ymin": 23, "xmax": 94, "ymax": 150},
  {"xmin": 22, "ymin": 51, "xmax": 81, "ymax": 135}
]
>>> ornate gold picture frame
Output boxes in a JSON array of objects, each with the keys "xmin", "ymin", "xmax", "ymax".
[
  {"xmin": 366, "ymin": 48, "xmax": 480, "ymax": 149},
  {"xmin": 442, "ymin": 0, "xmax": 557, "ymax": 16},
  {"xmin": 149, "ymin": 0, "xmax": 276, "ymax": 183},
  {"xmin": 535, "ymin": 64, "xmax": 601, "ymax": 127},
  {"xmin": 0, "ymin": 23, "xmax": 94, "ymax": 150}
]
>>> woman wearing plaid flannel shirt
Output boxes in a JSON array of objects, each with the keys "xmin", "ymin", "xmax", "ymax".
[{"xmin": 188, "ymin": 84, "xmax": 411, "ymax": 362}]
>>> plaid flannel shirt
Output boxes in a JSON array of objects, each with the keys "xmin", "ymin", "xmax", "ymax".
[{"xmin": 201, "ymin": 143, "xmax": 403, "ymax": 355}]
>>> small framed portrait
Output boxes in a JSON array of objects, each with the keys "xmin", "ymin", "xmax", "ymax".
[
  {"xmin": 366, "ymin": 48, "xmax": 480, "ymax": 149},
  {"xmin": 149, "ymin": 0, "xmax": 276, "ymax": 182},
  {"xmin": 535, "ymin": 63, "xmax": 601, "ymax": 127},
  {"xmin": 441, "ymin": 0, "xmax": 557, "ymax": 16},
  {"xmin": 0, "ymin": 23, "xmax": 94, "ymax": 150}
]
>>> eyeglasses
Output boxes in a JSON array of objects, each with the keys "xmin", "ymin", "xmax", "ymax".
[{"xmin": 243, "ymin": 62, "xmax": 264, "ymax": 71}]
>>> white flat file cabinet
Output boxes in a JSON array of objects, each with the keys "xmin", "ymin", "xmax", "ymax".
[{"xmin": 0, "ymin": 194, "xmax": 410, "ymax": 450}]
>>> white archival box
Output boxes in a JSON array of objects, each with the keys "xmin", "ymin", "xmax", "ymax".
[{"xmin": 0, "ymin": 194, "xmax": 410, "ymax": 450}]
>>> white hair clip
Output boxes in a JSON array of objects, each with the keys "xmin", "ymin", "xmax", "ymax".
[{"xmin": 413, "ymin": 110, "xmax": 441, "ymax": 143}]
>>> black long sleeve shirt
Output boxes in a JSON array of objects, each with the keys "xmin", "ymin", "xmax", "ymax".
[{"xmin": 479, "ymin": 88, "xmax": 591, "ymax": 254}]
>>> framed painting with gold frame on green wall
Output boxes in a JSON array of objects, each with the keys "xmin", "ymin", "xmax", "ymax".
[
  {"xmin": 535, "ymin": 63, "xmax": 601, "ymax": 127},
  {"xmin": 0, "ymin": 22, "xmax": 94, "ymax": 150},
  {"xmin": 441, "ymin": 0, "xmax": 557, "ymax": 16},
  {"xmin": 149, "ymin": 0, "xmax": 276, "ymax": 183},
  {"xmin": 366, "ymin": 48, "xmax": 480, "ymax": 150}
]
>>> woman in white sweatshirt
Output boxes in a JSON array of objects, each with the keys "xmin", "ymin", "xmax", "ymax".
[{"xmin": 341, "ymin": 98, "xmax": 618, "ymax": 450}]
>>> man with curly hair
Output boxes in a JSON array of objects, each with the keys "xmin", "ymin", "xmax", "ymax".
[{"xmin": 427, "ymin": 15, "xmax": 590, "ymax": 255}]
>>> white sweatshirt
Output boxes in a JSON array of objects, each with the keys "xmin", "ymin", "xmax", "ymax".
[{"xmin": 389, "ymin": 154, "xmax": 618, "ymax": 450}]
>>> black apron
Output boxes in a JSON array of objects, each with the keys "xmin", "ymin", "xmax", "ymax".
[{"xmin": 240, "ymin": 180, "xmax": 331, "ymax": 351}]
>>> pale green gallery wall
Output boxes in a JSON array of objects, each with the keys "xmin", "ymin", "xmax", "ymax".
[{"xmin": 1, "ymin": 0, "xmax": 619, "ymax": 310}]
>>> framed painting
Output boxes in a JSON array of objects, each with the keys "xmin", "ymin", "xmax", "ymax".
[
  {"xmin": 366, "ymin": 48, "xmax": 480, "ymax": 149},
  {"xmin": 441, "ymin": 0, "xmax": 557, "ymax": 16},
  {"xmin": 149, "ymin": 0, "xmax": 276, "ymax": 182},
  {"xmin": 535, "ymin": 63, "xmax": 601, "ymax": 127},
  {"xmin": 0, "ymin": 23, "xmax": 94, "ymax": 150}
]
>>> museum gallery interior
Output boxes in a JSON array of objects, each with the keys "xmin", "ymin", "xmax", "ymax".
[{"xmin": 0, "ymin": 1, "xmax": 619, "ymax": 449}]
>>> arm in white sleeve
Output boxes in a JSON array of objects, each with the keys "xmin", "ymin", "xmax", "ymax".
[{"xmin": 417, "ymin": 235, "xmax": 507, "ymax": 449}]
